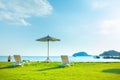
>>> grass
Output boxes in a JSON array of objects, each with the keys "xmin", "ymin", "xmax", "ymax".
[{"xmin": 0, "ymin": 62, "xmax": 120, "ymax": 80}]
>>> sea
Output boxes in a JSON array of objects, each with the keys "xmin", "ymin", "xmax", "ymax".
[{"xmin": 0, "ymin": 56, "xmax": 120, "ymax": 62}]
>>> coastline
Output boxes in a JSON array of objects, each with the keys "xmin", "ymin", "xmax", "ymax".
[{"xmin": 0, "ymin": 56, "xmax": 120, "ymax": 62}]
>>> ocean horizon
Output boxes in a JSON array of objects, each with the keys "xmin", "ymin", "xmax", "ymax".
[{"xmin": 0, "ymin": 56, "xmax": 120, "ymax": 62}]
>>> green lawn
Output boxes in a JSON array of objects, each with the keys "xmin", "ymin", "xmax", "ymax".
[{"xmin": 0, "ymin": 62, "xmax": 120, "ymax": 80}]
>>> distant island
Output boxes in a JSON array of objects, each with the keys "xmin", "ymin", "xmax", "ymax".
[
  {"xmin": 72, "ymin": 50, "xmax": 120, "ymax": 59},
  {"xmin": 72, "ymin": 52, "xmax": 89, "ymax": 57},
  {"xmin": 100, "ymin": 50, "xmax": 120, "ymax": 56},
  {"xmin": 99, "ymin": 50, "xmax": 120, "ymax": 59}
]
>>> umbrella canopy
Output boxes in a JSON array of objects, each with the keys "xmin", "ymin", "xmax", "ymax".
[
  {"xmin": 36, "ymin": 35, "xmax": 60, "ymax": 62},
  {"xmin": 37, "ymin": 35, "xmax": 60, "ymax": 42}
]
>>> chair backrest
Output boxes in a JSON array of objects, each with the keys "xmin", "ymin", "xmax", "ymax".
[
  {"xmin": 14, "ymin": 55, "xmax": 21, "ymax": 62},
  {"xmin": 61, "ymin": 55, "xmax": 69, "ymax": 65}
]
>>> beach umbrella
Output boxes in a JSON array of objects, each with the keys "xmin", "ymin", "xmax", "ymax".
[{"xmin": 36, "ymin": 35, "xmax": 60, "ymax": 62}]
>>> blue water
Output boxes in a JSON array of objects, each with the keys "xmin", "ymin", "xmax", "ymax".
[{"xmin": 0, "ymin": 56, "xmax": 120, "ymax": 62}]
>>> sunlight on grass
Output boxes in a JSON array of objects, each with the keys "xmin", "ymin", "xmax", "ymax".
[{"xmin": 0, "ymin": 62, "xmax": 120, "ymax": 80}]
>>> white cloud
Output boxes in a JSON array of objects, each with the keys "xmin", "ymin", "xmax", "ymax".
[
  {"xmin": 0, "ymin": 2, "xmax": 5, "ymax": 8},
  {"xmin": 90, "ymin": 0, "xmax": 120, "ymax": 35},
  {"xmin": 0, "ymin": 0, "xmax": 52, "ymax": 26},
  {"xmin": 97, "ymin": 19, "xmax": 120, "ymax": 53},
  {"xmin": 100, "ymin": 19, "xmax": 120, "ymax": 35},
  {"xmin": 91, "ymin": 0, "xmax": 108, "ymax": 10}
]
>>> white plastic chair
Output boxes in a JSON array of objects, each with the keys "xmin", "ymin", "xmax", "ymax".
[
  {"xmin": 14, "ymin": 55, "xmax": 24, "ymax": 66},
  {"xmin": 60, "ymin": 55, "xmax": 70, "ymax": 67}
]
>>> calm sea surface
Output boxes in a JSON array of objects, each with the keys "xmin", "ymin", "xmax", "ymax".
[{"xmin": 0, "ymin": 56, "xmax": 120, "ymax": 62}]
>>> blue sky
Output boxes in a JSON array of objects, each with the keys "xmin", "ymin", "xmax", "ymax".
[{"xmin": 0, "ymin": 0, "xmax": 120, "ymax": 56}]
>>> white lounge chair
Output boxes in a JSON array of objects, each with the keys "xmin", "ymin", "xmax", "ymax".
[
  {"xmin": 14, "ymin": 55, "xmax": 24, "ymax": 66},
  {"xmin": 60, "ymin": 55, "xmax": 70, "ymax": 67}
]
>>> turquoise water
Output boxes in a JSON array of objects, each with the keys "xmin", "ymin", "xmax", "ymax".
[{"xmin": 0, "ymin": 56, "xmax": 120, "ymax": 62}]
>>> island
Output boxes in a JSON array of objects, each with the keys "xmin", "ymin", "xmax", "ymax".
[
  {"xmin": 99, "ymin": 50, "xmax": 120, "ymax": 59},
  {"xmin": 72, "ymin": 52, "xmax": 89, "ymax": 57}
]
